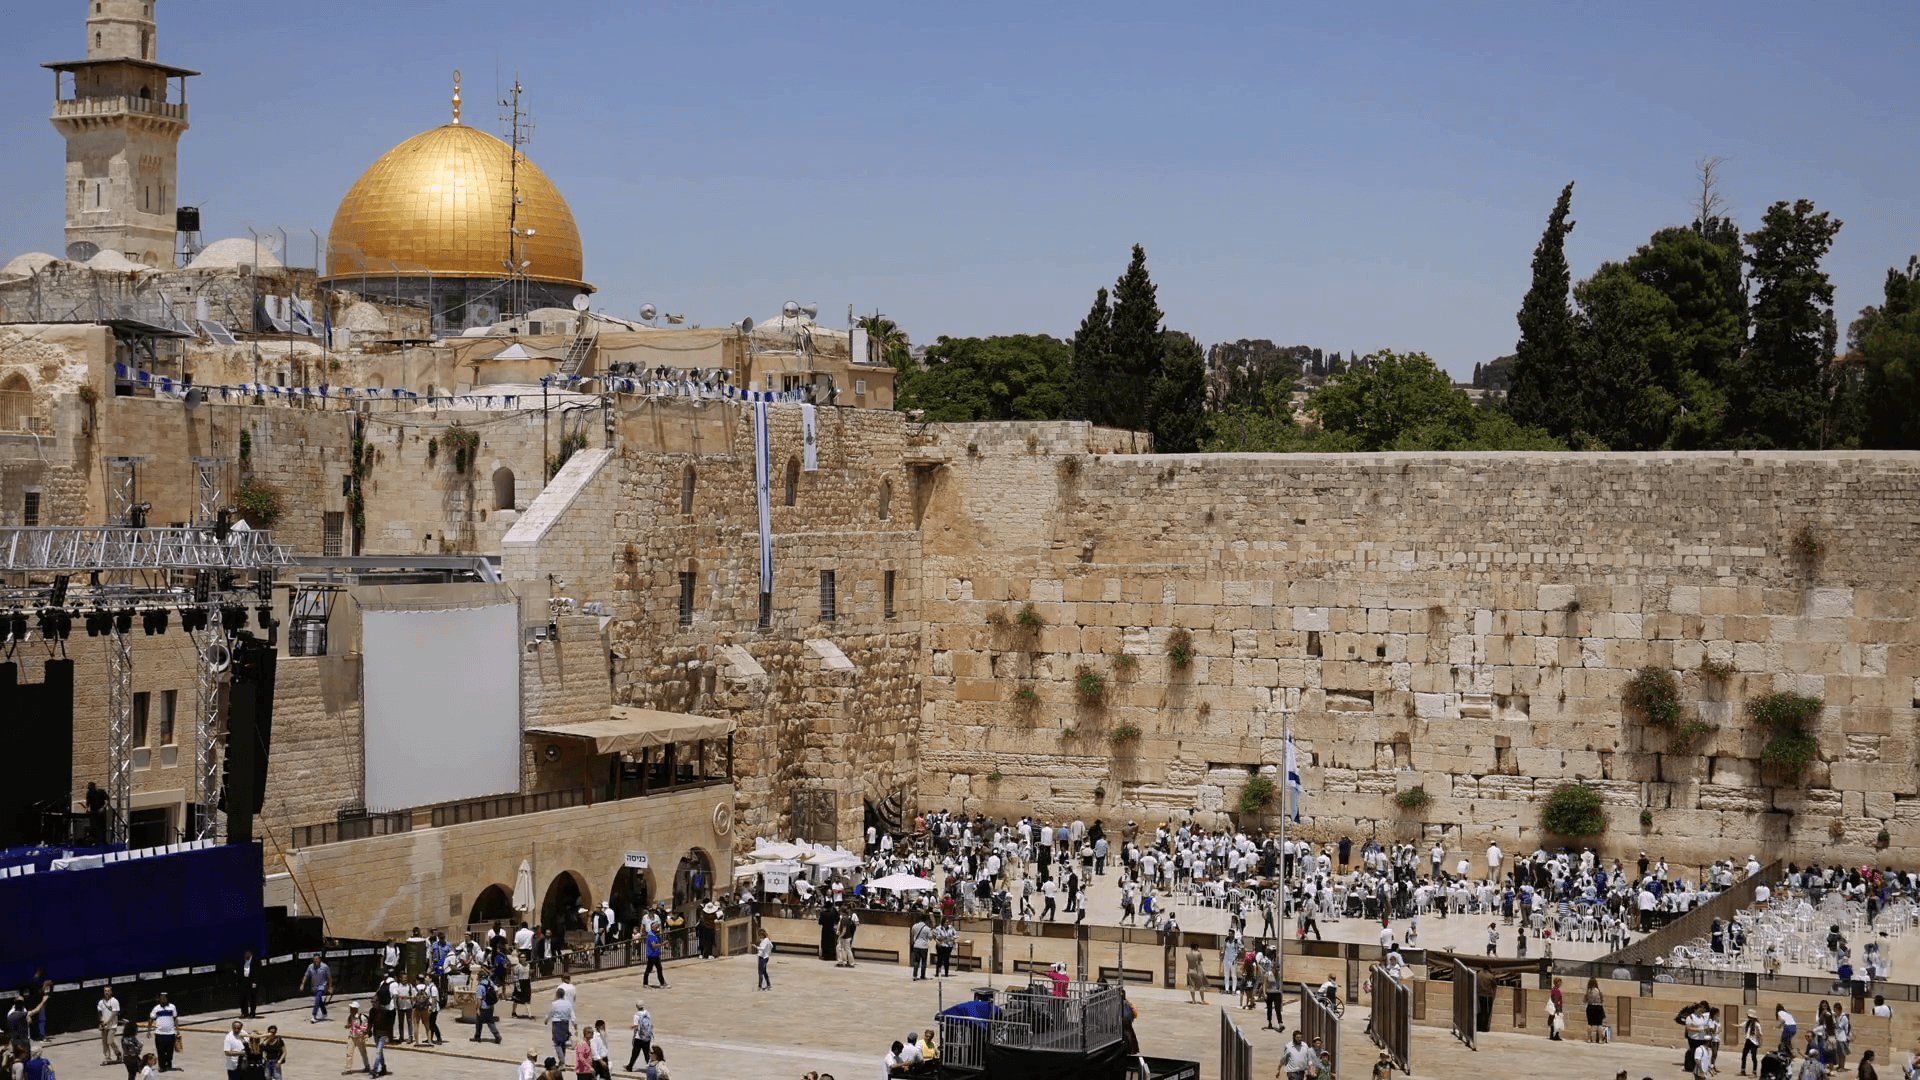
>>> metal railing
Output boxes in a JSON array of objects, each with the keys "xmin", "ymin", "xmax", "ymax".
[
  {"xmin": 290, "ymin": 810, "xmax": 411, "ymax": 848},
  {"xmin": 290, "ymin": 779, "xmax": 732, "ymax": 848},
  {"xmin": 1601, "ymin": 860, "xmax": 1784, "ymax": 965},
  {"xmin": 431, "ymin": 786, "xmax": 592, "ymax": 827},
  {"xmin": 1219, "ymin": 1009, "xmax": 1254, "ymax": 1080}
]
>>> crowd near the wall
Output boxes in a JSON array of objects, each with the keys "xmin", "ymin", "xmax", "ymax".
[{"xmin": 16, "ymin": 813, "xmax": 1920, "ymax": 1079}]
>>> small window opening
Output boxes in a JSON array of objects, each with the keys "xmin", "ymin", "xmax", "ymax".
[
  {"xmin": 819, "ymin": 570, "xmax": 836, "ymax": 622},
  {"xmin": 785, "ymin": 457, "xmax": 799, "ymax": 506},
  {"xmin": 884, "ymin": 570, "xmax": 896, "ymax": 620},
  {"xmin": 680, "ymin": 464, "xmax": 695, "ymax": 514}
]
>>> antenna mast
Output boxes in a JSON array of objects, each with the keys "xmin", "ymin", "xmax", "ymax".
[{"xmin": 499, "ymin": 74, "xmax": 533, "ymax": 319}]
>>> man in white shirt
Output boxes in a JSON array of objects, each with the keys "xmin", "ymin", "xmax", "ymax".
[
  {"xmin": 98, "ymin": 985, "xmax": 121, "ymax": 1066},
  {"xmin": 626, "ymin": 1002, "xmax": 653, "ymax": 1071},
  {"xmin": 883, "ymin": 1040, "xmax": 906, "ymax": 1078},
  {"xmin": 517, "ymin": 1050, "xmax": 540, "ymax": 1080},
  {"xmin": 1486, "ymin": 843, "xmax": 1503, "ymax": 880},
  {"xmin": 223, "ymin": 1020, "xmax": 248, "ymax": 1080},
  {"xmin": 1430, "ymin": 843, "xmax": 1444, "ymax": 878},
  {"xmin": 149, "ymin": 993, "xmax": 180, "ymax": 1072},
  {"xmin": 757, "ymin": 933, "xmax": 774, "ymax": 990},
  {"xmin": 515, "ymin": 922, "xmax": 535, "ymax": 954}
]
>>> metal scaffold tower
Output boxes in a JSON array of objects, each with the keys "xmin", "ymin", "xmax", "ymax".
[{"xmin": 0, "ymin": 525, "xmax": 288, "ymax": 844}]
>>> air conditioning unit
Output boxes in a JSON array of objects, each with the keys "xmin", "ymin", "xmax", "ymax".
[{"xmin": 855, "ymin": 379, "xmax": 868, "ymax": 396}]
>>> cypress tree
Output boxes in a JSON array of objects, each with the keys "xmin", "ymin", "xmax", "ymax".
[
  {"xmin": 1727, "ymin": 199, "xmax": 1842, "ymax": 448},
  {"xmin": 1149, "ymin": 330, "xmax": 1207, "ymax": 453},
  {"xmin": 1105, "ymin": 245, "xmax": 1164, "ymax": 431},
  {"xmin": 1506, "ymin": 182, "xmax": 1580, "ymax": 437},
  {"xmin": 1069, "ymin": 287, "xmax": 1113, "ymax": 423}
]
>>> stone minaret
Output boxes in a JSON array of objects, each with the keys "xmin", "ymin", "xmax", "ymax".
[{"xmin": 45, "ymin": 0, "xmax": 197, "ymax": 265}]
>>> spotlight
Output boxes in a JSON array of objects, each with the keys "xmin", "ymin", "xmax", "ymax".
[
  {"xmin": 221, "ymin": 603, "xmax": 248, "ymax": 632},
  {"xmin": 146, "ymin": 609, "xmax": 169, "ymax": 635},
  {"xmin": 55, "ymin": 609, "xmax": 72, "ymax": 640},
  {"xmin": 37, "ymin": 609, "xmax": 56, "ymax": 639},
  {"xmin": 85, "ymin": 610, "xmax": 105, "ymax": 637},
  {"xmin": 141, "ymin": 610, "xmax": 157, "ymax": 636},
  {"xmin": 114, "ymin": 608, "xmax": 135, "ymax": 635},
  {"xmin": 179, "ymin": 606, "xmax": 203, "ymax": 633}
]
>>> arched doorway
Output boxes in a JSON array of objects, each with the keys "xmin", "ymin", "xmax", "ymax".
[
  {"xmin": 609, "ymin": 866, "xmax": 655, "ymax": 928},
  {"xmin": 539, "ymin": 870, "xmax": 591, "ymax": 937},
  {"xmin": 672, "ymin": 848, "xmax": 714, "ymax": 910},
  {"xmin": 493, "ymin": 466, "xmax": 515, "ymax": 510},
  {"xmin": 468, "ymin": 883, "xmax": 515, "ymax": 926}
]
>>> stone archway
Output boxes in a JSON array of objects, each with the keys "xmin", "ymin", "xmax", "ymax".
[
  {"xmin": 608, "ymin": 865, "xmax": 656, "ymax": 927},
  {"xmin": 539, "ymin": 870, "xmax": 591, "ymax": 936},
  {"xmin": 468, "ymin": 883, "xmax": 515, "ymax": 925},
  {"xmin": 672, "ymin": 848, "xmax": 714, "ymax": 910}
]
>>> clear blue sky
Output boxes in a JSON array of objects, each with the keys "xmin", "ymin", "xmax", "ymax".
[{"xmin": 3, "ymin": 1, "xmax": 1916, "ymax": 377}]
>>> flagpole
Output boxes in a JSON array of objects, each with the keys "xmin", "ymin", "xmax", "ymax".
[{"xmin": 1278, "ymin": 709, "xmax": 1288, "ymax": 1013}]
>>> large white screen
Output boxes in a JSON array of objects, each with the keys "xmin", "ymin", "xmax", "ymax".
[{"xmin": 361, "ymin": 604, "xmax": 521, "ymax": 810}]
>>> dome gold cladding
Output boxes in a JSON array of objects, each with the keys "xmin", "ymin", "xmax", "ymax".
[{"xmin": 322, "ymin": 123, "xmax": 588, "ymax": 290}]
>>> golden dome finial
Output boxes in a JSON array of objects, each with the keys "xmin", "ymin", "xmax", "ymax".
[{"xmin": 451, "ymin": 70, "xmax": 463, "ymax": 125}]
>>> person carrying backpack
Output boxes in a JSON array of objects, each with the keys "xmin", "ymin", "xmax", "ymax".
[{"xmin": 470, "ymin": 977, "xmax": 501, "ymax": 1044}]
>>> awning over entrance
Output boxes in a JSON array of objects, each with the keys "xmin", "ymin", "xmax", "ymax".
[{"xmin": 526, "ymin": 706, "xmax": 734, "ymax": 755}]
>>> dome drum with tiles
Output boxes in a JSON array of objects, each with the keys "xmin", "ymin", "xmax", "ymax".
[{"xmin": 320, "ymin": 117, "xmax": 590, "ymax": 332}]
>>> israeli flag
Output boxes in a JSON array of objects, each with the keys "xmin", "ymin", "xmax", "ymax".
[{"xmin": 1285, "ymin": 732, "xmax": 1304, "ymax": 823}]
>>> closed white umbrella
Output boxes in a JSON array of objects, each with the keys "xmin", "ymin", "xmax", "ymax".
[{"xmin": 512, "ymin": 859, "xmax": 534, "ymax": 911}]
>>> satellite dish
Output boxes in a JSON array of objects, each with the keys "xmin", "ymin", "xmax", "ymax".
[
  {"xmin": 572, "ymin": 294, "xmax": 590, "ymax": 312},
  {"xmin": 640, "ymin": 304, "xmax": 657, "ymax": 321},
  {"xmin": 783, "ymin": 301, "xmax": 799, "ymax": 318},
  {"xmin": 800, "ymin": 303, "xmax": 818, "ymax": 320}
]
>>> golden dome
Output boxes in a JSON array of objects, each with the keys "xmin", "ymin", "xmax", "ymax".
[{"xmin": 321, "ymin": 123, "xmax": 589, "ymax": 290}]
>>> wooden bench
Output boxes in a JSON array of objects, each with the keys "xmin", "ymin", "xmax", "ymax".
[
  {"xmin": 1099, "ymin": 966, "xmax": 1155, "ymax": 985},
  {"xmin": 853, "ymin": 946, "xmax": 902, "ymax": 964}
]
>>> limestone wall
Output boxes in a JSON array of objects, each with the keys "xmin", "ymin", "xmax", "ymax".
[
  {"xmin": 914, "ymin": 432, "xmax": 1920, "ymax": 869},
  {"xmin": 502, "ymin": 397, "xmax": 922, "ymax": 848}
]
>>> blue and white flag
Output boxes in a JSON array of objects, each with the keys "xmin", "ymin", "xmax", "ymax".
[
  {"xmin": 753, "ymin": 400, "xmax": 773, "ymax": 596},
  {"xmin": 801, "ymin": 403, "xmax": 818, "ymax": 471},
  {"xmin": 1285, "ymin": 732, "xmax": 1304, "ymax": 823}
]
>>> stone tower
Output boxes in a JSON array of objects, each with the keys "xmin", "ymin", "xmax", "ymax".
[{"xmin": 45, "ymin": 0, "xmax": 197, "ymax": 265}]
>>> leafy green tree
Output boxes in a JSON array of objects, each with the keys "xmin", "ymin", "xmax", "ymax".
[
  {"xmin": 1506, "ymin": 182, "xmax": 1581, "ymax": 437},
  {"xmin": 894, "ymin": 335, "xmax": 1073, "ymax": 422},
  {"xmin": 1307, "ymin": 350, "xmax": 1564, "ymax": 451},
  {"xmin": 856, "ymin": 315, "xmax": 912, "ymax": 372},
  {"xmin": 1726, "ymin": 199, "xmax": 1843, "ymax": 448},
  {"xmin": 1569, "ymin": 264, "xmax": 1670, "ymax": 450},
  {"xmin": 1069, "ymin": 287, "xmax": 1113, "ymax": 423},
  {"xmin": 1618, "ymin": 226, "xmax": 1746, "ymax": 448},
  {"xmin": 1851, "ymin": 256, "xmax": 1920, "ymax": 447},
  {"xmin": 1201, "ymin": 379, "xmax": 1358, "ymax": 453},
  {"xmin": 1208, "ymin": 340, "xmax": 1308, "ymax": 410},
  {"xmin": 1149, "ymin": 330, "xmax": 1207, "ymax": 453}
]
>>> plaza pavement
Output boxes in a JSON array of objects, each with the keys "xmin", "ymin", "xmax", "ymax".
[{"xmin": 37, "ymin": 952, "xmax": 1685, "ymax": 1080}]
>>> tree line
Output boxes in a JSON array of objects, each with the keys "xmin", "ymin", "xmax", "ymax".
[
  {"xmin": 1505, "ymin": 166, "xmax": 1918, "ymax": 450},
  {"xmin": 884, "ymin": 191, "xmax": 1917, "ymax": 453}
]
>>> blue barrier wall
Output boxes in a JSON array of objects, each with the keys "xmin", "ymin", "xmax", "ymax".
[{"xmin": 0, "ymin": 842, "xmax": 265, "ymax": 988}]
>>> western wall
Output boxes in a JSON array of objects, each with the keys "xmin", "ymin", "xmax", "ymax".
[{"xmin": 907, "ymin": 420, "xmax": 1920, "ymax": 868}]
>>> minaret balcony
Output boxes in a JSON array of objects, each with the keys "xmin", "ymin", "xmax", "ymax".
[{"xmin": 52, "ymin": 95, "xmax": 187, "ymax": 123}]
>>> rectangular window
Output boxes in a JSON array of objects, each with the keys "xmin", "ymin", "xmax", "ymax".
[
  {"xmin": 758, "ymin": 591, "xmax": 772, "ymax": 630},
  {"xmin": 819, "ymin": 570, "xmax": 836, "ymax": 622},
  {"xmin": 322, "ymin": 512, "xmax": 344, "ymax": 556},
  {"xmin": 678, "ymin": 571, "xmax": 695, "ymax": 626},
  {"xmin": 132, "ymin": 691, "xmax": 150, "ymax": 746},
  {"xmin": 884, "ymin": 570, "xmax": 896, "ymax": 620},
  {"xmin": 160, "ymin": 689, "xmax": 176, "ymax": 745},
  {"xmin": 22, "ymin": 491, "xmax": 39, "ymax": 526}
]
